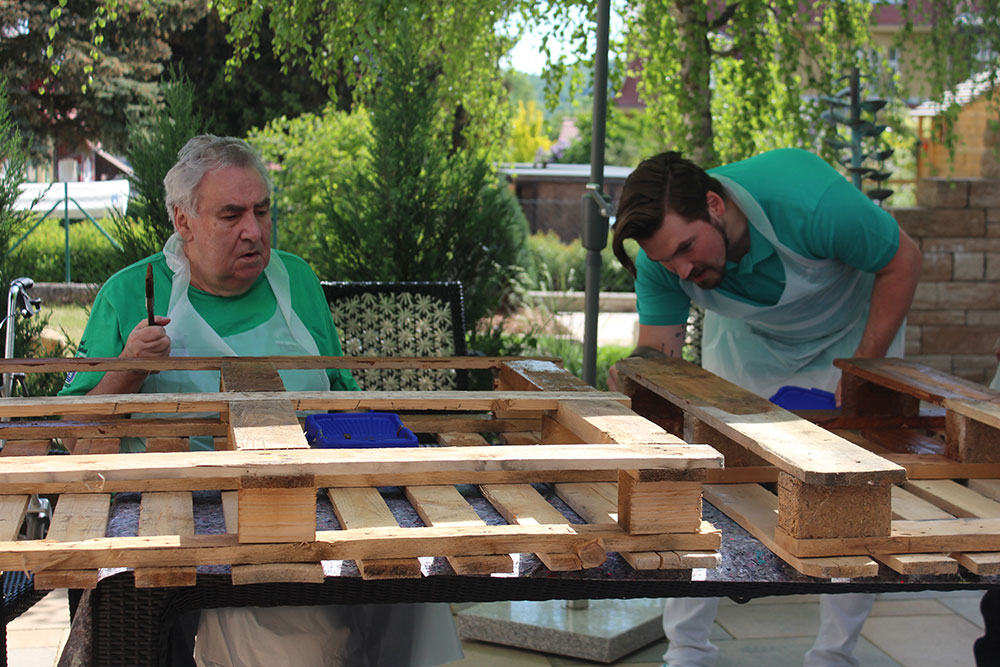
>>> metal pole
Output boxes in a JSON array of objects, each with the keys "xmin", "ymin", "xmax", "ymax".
[
  {"xmin": 64, "ymin": 182, "xmax": 71, "ymax": 283},
  {"xmin": 581, "ymin": 0, "xmax": 611, "ymax": 387}
]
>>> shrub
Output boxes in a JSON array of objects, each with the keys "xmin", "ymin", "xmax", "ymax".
[
  {"xmin": 112, "ymin": 68, "xmax": 206, "ymax": 266},
  {"xmin": 311, "ymin": 28, "xmax": 531, "ymax": 336},
  {"xmin": 5, "ymin": 217, "xmax": 123, "ymax": 283},
  {"xmin": 248, "ymin": 106, "xmax": 371, "ymax": 263},
  {"xmin": 525, "ymin": 231, "xmax": 635, "ymax": 293}
]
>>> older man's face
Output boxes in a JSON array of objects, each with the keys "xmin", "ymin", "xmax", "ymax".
[{"xmin": 174, "ymin": 165, "xmax": 272, "ymax": 297}]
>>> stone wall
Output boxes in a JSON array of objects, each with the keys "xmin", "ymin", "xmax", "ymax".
[{"xmin": 893, "ymin": 177, "xmax": 1000, "ymax": 383}]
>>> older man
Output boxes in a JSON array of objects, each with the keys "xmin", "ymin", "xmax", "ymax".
[{"xmin": 61, "ymin": 135, "xmax": 462, "ymax": 666}]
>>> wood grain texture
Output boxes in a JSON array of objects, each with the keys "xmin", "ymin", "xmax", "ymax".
[
  {"xmin": 327, "ymin": 487, "xmax": 422, "ymax": 579},
  {"xmin": 617, "ymin": 358, "xmax": 905, "ymax": 486},
  {"xmin": 34, "ymin": 493, "xmax": 110, "ymax": 589},
  {"xmin": 835, "ymin": 358, "xmax": 1000, "ymax": 405}
]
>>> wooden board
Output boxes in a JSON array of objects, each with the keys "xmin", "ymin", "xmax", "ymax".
[
  {"xmin": 0, "ymin": 444, "xmax": 723, "ymax": 495},
  {"xmin": 835, "ymin": 358, "xmax": 999, "ymax": 405},
  {"xmin": 775, "ymin": 519, "xmax": 1000, "ymax": 557},
  {"xmin": 327, "ymin": 487, "xmax": 422, "ymax": 579},
  {"xmin": 34, "ymin": 493, "xmax": 110, "ymax": 589},
  {"xmin": 617, "ymin": 358, "xmax": 905, "ymax": 487},
  {"xmin": 135, "ymin": 492, "xmax": 197, "ymax": 588},
  {"xmin": 404, "ymin": 486, "xmax": 513, "ymax": 575},
  {"xmin": 703, "ymin": 484, "xmax": 878, "ymax": 578}
]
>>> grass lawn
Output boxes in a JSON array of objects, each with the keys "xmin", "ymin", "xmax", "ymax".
[{"xmin": 42, "ymin": 304, "xmax": 90, "ymax": 348}]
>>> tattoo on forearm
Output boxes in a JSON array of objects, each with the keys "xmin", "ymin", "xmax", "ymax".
[{"xmin": 629, "ymin": 345, "xmax": 668, "ymax": 360}]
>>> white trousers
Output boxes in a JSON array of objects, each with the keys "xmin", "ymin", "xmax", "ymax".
[{"xmin": 662, "ymin": 594, "xmax": 874, "ymax": 667}]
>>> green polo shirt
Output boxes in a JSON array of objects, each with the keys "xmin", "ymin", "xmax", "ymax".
[
  {"xmin": 60, "ymin": 250, "xmax": 359, "ymax": 395},
  {"xmin": 635, "ymin": 148, "xmax": 901, "ymax": 326}
]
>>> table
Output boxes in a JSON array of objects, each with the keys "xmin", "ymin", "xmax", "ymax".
[{"xmin": 60, "ymin": 489, "xmax": 1000, "ymax": 667}]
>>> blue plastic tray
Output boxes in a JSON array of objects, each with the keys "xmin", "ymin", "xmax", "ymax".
[
  {"xmin": 768, "ymin": 385, "xmax": 836, "ymax": 410},
  {"xmin": 304, "ymin": 412, "xmax": 418, "ymax": 448}
]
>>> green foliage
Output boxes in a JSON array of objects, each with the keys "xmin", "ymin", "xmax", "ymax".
[
  {"xmin": 247, "ymin": 106, "xmax": 371, "ymax": 260},
  {"xmin": 559, "ymin": 106, "xmax": 661, "ymax": 166},
  {"xmin": 5, "ymin": 217, "xmax": 123, "ymax": 284},
  {"xmin": 525, "ymin": 231, "xmax": 634, "ymax": 293},
  {"xmin": 112, "ymin": 69, "xmax": 206, "ymax": 267},
  {"xmin": 310, "ymin": 26, "xmax": 531, "ymax": 338},
  {"xmin": 0, "ymin": 77, "xmax": 32, "ymax": 277},
  {"xmin": 508, "ymin": 101, "xmax": 551, "ymax": 162},
  {"xmin": 2, "ymin": 0, "xmax": 203, "ymax": 158}
]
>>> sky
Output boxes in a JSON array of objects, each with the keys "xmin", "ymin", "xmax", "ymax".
[{"xmin": 500, "ymin": 7, "xmax": 624, "ymax": 76}]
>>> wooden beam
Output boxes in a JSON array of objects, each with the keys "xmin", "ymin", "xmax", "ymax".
[
  {"xmin": 403, "ymin": 414, "xmax": 542, "ymax": 434},
  {"xmin": 0, "ymin": 444, "xmax": 722, "ymax": 495},
  {"xmin": 903, "ymin": 480, "xmax": 1000, "ymax": 519},
  {"xmin": 702, "ymin": 484, "xmax": 878, "ymax": 578},
  {"xmin": 0, "ymin": 440, "xmax": 49, "ymax": 456},
  {"xmin": 0, "ymin": 356, "xmax": 563, "ymax": 374},
  {"xmin": 327, "ymin": 487, "xmax": 422, "ymax": 579},
  {"xmin": 497, "ymin": 360, "xmax": 593, "ymax": 393},
  {"xmin": 0, "ymin": 495, "xmax": 29, "ymax": 541},
  {"xmin": 0, "ymin": 390, "xmax": 632, "ymax": 419},
  {"xmin": 480, "ymin": 483, "xmax": 600, "ymax": 570},
  {"xmin": 835, "ymin": 358, "xmax": 999, "ymax": 406},
  {"xmin": 776, "ymin": 518, "xmax": 1000, "ymax": 557},
  {"xmin": 220, "ymin": 360, "xmax": 285, "ymax": 392},
  {"xmin": 134, "ymin": 492, "xmax": 196, "ymax": 588},
  {"xmin": 945, "ymin": 399, "xmax": 1000, "ymax": 463},
  {"xmin": 554, "ymin": 398, "xmax": 691, "ymax": 447},
  {"xmin": 238, "ymin": 475, "xmax": 316, "ymax": 543},
  {"xmin": 777, "ymin": 472, "xmax": 891, "ymax": 539},
  {"xmin": 840, "ymin": 372, "xmax": 920, "ymax": 418},
  {"xmin": 617, "ymin": 470, "xmax": 702, "ymax": 534},
  {"xmin": 34, "ymin": 493, "xmax": 109, "ymax": 590},
  {"xmin": 0, "ymin": 522, "xmax": 722, "ymax": 571},
  {"xmin": 891, "ymin": 486, "xmax": 953, "ymax": 521},
  {"xmin": 555, "ymin": 481, "xmax": 718, "ymax": 570},
  {"xmin": 617, "ymin": 358, "xmax": 905, "ymax": 486},
  {"xmin": 404, "ymin": 485, "xmax": 513, "ymax": 575},
  {"xmin": 228, "ymin": 399, "xmax": 309, "ymax": 451},
  {"xmin": 0, "ymin": 419, "xmax": 227, "ymax": 440}
]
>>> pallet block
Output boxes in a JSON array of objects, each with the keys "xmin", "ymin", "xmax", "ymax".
[{"xmin": 0, "ymin": 356, "xmax": 722, "ymax": 584}]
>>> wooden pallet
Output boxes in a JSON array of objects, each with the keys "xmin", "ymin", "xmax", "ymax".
[
  {"xmin": 617, "ymin": 357, "xmax": 1000, "ymax": 578},
  {"xmin": 0, "ymin": 357, "xmax": 723, "ymax": 586}
]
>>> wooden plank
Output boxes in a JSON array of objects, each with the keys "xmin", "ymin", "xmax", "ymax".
[
  {"xmin": 220, "ymin": 360, "xmax": 285, "ymax": 392},
  {"xmin": 835, "ymin": 358, "xmax": 999, "ymax": 405},
  {"xmin": 480, "ymin": 484, "xmax": 601, "ymax": 570},
  {"xmin": 403, "ymin": 415, "xmax": 542, "ymax": 435},
  {"xmin": 881, "ymin": 454, "xmax": 1000, "ymax": 480},
  {"xmin": 497, "ymin": 432, "xmax": 540, "ymax": 445},
  {"xmin": 967, "ymin": 479, "xmax": 1000, "ymax": 502},
  {"xmin": 555, "ymin": 482, "xmax": 718, "ymax": 570},
  {"xmin": 554, "ymin": 398, "xmax": 691, "ymax": 447},
  {"xmin": 953, "ymin": 552, "xmax": 1000, "ymax": 575},
  {"xmin": 0, "ymin": 418, "xmax": 227, "ymax": 440},
  {"xmin": 238, "ymin": 476, "xmax": 316, "ymax": 543},
  {"xmin": 617, "ymin": 358, "xmax": 905, "ymax": 486},
  {"xmin": 876, "ymin": 553, "xmax": 958, "ymax": 575},
  {"xmin": 404, "ymin": 485, "xmax": 513, "ymax": 575},
  {"xmin": 497, "ymin": 360, "xmax": 595, "ymax": 393},
  {"xmin": 326, "ymin": 487, "xmax": 422, "ymax": 579},
  {"xmin": 0, "ymin": 495, "xmax": 29, "ymax": 541},
  {"xmin": 775, "ymin": 518, "xmax": 1000, "ymax": 557},
  {"xmin": 0, "ymin": 522, "xmax": 721, "ymax": 571},
  {"xmin": 228, "ymin": 399, "xmax": 309, "ymax": 451},
  {"xmin": 703, "ymin": 484, "xmax": 879, "ymax": 578},
  {"xmin": 146, "ymin": 437, "xmax": 188, "ymax": 453},
  {"xmin": 945, "ymin": 399, "xmax": 1000, "ymax": 463},
  {"xmin": 135, "ymin": 492, "xmax": 196, "ymax": 588},
  {"xmin": 0, "ymin": 390, "xmax": 632, "ymax": 419},
  {"xmin": 891, "ymin": 486, "xmax": 954, "ymax": 520},
  {"xmin": 0, "ymin": 444, "xmax": 723, "ymax": 495},
  {"xmin": 437, "ymin": 432, "xmax": 491, "ymax": 447},
  {"xmin": 0, "ymin": 440, "xmax": 49, "ymax": 456},
  {"xmin": 0, "ymin": 355, "xmax": 560, "ymax": 374},
  {"xmin": 72, "ymin": 438, "xmax": 120, "ymax": 455},
  {"xmin": 541, "ymin": 416, "xmax": 584, "ymax": 444},
  {"xmin": 222, "ymin": 491, "xmax": 325, "ymax": 584},
  {"xmin": 34, "ymin": 493, "xmax": 110, "ymax": 590},
  {"xmin": 903, "ymin": 479, "xmax": 1000, "ymax": 518}
]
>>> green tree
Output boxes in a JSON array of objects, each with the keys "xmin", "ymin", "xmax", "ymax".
[
  {"xmin": 0, "ymin": 78, "xmax": 32, "ymax": 277},
  {"xmin": 0, "ymin": 0, "xmax": 203, "ymax": 158},
  {"xmin": 311, "ymin": 25, "xmax": 531, "ymax": 335},
  {"xmin": 111, "ymin": 70, "xmax": 206, "ymax": 267},
  {"xmin": 509, "ymin": 100, "xmax": 551, "ymax": 162}
]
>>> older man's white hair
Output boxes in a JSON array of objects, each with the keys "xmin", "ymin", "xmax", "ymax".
[{"xmin": 163, "ymin": 135, "xmax": 272, "ymax": 226}]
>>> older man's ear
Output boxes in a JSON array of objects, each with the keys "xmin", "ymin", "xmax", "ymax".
[{"xmin": 173, "ymin": 205, "xmax": 193, "ymax": 241}]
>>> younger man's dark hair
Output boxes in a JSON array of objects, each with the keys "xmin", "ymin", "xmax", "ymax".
[{"xmin": 612, "ymin": 151, "xmax": 725, "ymax": 276}]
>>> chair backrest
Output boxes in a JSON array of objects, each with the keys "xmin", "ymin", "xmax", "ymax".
[{"xmin": 321, "ymin": 281, "xmax": 468, "ymax": 390}]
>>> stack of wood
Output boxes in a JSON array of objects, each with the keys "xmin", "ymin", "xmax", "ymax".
[
  {"xmin": 617, "ymin": 356, "xmax": 1000, "ymax": 578},
  {"xmin": 0, "ymin": 357, "xmax": 723, "ymax": 587}
]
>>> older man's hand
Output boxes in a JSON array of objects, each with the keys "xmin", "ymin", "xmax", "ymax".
[{"xmin": 122, "ymin": 316, "xmax": 172, "ymax": 358}]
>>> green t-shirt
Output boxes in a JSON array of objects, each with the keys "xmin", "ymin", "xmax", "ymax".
[
  {"xmin": 635, "ymin": 148, "xmax": 901, "ymax": 326},
  {"xmin": 60, "ymin": 249, "xmax": 359, "ymax": 395}
]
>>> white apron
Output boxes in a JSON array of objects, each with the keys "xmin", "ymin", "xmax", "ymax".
[
  {"xmin": 146, "ymin": 235, "xmax": 461, "ymax": 667},
  {"xmin": 680, "ymin": 175, "xmax": 905, "ymax": 397}
]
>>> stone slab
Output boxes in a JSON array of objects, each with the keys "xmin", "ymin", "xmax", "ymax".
[{"xmin": 455, "ymin": 598, "xmax": 666, "ymax": 663}]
